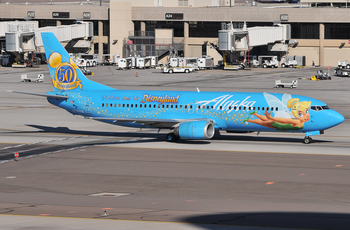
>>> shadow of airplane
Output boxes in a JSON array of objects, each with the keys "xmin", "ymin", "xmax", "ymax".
[
  {"xmin": 181, "ymin": 212, "xmax": 350, "ymax": 230},
  {"xmin": 6, "ymin": 124, "xmax": 331, "ymax": 145}
]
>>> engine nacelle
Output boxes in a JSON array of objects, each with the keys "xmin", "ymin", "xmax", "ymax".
[{"xmin": 174, "ymin": 121, "xmax": 215, "ymax": 140}]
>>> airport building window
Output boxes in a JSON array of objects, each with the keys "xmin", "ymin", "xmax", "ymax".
[
  {"xmin": 290, "ymin": 23, "xmax": 319, "ymax": 39},
  {"xmin": 325, "ymin": 23, "xmax": 350, "ymax": 39},
  {"xmin": 39, "ymin": 20, "xmax": 56, "ymax": 27},
  {"xmin": 178, "ymin": 0, "xmax": 188, "ymax": 6},
  {"xmin": 60, "ymin": 20, "xmax": 75, "ymax": 26},
  {"xmin": 93, "ymin": 21, "xmax": 99, "ymax": 36},
  {"xmin": 145, "ymin": 21, "xmax": 184, "ymax": 37},
  {"xmin": 189, "ymin": 22, "xmax": 221, "ymax": 38},
  {"xmin": 103, "ymin": 20, "xmax": 109, "ymax": 36}
]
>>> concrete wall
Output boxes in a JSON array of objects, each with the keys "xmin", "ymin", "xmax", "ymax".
[{"xmin": 109, "ymin": 1, "xmax": 134, "ymax": 56}]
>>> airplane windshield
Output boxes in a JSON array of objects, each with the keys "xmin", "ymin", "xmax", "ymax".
[{"xmin": 311, "ymin": 105, "xmax": 330, "ymax": 111}]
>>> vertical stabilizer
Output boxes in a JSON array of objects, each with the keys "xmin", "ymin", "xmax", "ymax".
[{"xmin": 41, "ymin": 32, "xmax": 112, "ymax": 92}]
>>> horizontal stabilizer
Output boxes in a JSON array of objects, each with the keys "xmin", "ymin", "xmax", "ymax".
[{"xmin": 7, "ymin": 90, "xmax": 69, "ymax": 99}]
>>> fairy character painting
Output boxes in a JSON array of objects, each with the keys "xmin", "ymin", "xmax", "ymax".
[{"xmin": 245, "ymin": 96, "xmax": 311, "ymax": 131}]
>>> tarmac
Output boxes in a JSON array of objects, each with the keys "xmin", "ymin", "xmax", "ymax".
[{"xmin": 0, "ymin": 64, "xmax": 349, "ymax": 229}]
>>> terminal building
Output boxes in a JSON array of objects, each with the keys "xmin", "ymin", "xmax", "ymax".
[{"xmin": 1, "ymin": 0, "xmax": 350, "ymax": 66}]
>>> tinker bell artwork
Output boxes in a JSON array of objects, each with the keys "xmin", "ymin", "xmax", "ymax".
[{"xmin": 245, "ymin": 93, "xmax": 311, "ymax": 131}]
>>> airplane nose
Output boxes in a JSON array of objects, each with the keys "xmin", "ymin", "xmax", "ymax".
[{"xmin": 329, "ymin": 110, "xmax": 344, "ymax": 128}]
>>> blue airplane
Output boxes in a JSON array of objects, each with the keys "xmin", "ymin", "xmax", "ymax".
[{"xmin": 9, "ymin": 33, "xmax": 344, "ymax": 144}]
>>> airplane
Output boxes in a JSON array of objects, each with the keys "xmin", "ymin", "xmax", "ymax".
[{"xmin": 8, "ymin": 32, "xmax": 344, "ymax": 144}]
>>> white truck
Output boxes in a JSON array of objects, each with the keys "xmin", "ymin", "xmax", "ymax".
[
  {"xmin": 258, "ymin": 56, "xmax": 279, "ymax": 68},
  {"xmin": 162, "ymin": 66, "xmax": 195, "ymax": 74},
  {"xmin": 337, "ymin": 61, "xmax": 350, "ymax": 69},
  {"xmin": 76, "ymin": 54, "xmax": 99, "ymax": 67},
  {"xmin": 281, "ymin": 59, "xmax": 297, "ymax": 68},
  {"xmin": 136, "ymin": 57, "xmax": 145, "ymax": 69}
]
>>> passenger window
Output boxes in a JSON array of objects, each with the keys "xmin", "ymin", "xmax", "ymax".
[
  {"xmin": 266, "ymin": 107, "xmax": 269, "ymax": 111},
  {"xmin": 262, "ymin": 107, "xmax": 264, "ymax": 111},
  {"xmin": 206, "ymin": 106, "xmax": 209, "ymax": 110},
  {"xmin": 149, "ymin": 104, "xmax": 151, "ymax": 108},
  {"xmin": 244, "ymin": 106, "xmax": 246, "ymax": 110},
  {"xmin": 190, "ymin": 105, "xmax": 193, "ymax": 109},
  {"xmin": 171, "ymin": 105, "xmax": 174, "ymax": 109},
  {"xmin": 118, "ymin": 104, "xmax": 121, "ymax": 107},
  {"xmin": 185, "ymin": 105, "xmax": 188, "ymax": 109},
  {"xmin": 167, "ymin": 105, "xmax": 169, "ymax": 109},
  {"xmin": 271, "ymin": 107, "xmax": 274, "ymax": 111},
  {"xmin": 180, "ymin": 105, "xmax": 182, "ymax": 109},
  {"xmin": 110, "ymin": 104, "xmax": 112, "ymax": 107},
  {"xmin": 102, "ymin": 103, "xmax": 104, "ymax": 107},
  {"xmin": 122, "ymin": 104, "xmax": 125, "ymax": 108},
  {"xmin": 127, "ymin": 104, "xmax": 129, "ymax": 108},
  {"xmin": 234, "ymin": 106, "xmax": 237, "ymax": 110},
  {"xmin": 239, "ymin": 106, "xmax": 241, "ymax": 110},
  {"xmin": 153, "ymin": 105, "xmax": 156, "ymax": 108},
  {"xmin": 211, "ymin": 106, "xmax": 214, "ymax": 109},
  {"xmin": 162, "ymin": 105, "xmax": 165, "ymax": 109},
  {"xmin": 135, "ymin": 104, "xmax": 138, "ymax": 108},
  {"xmin": 131, "ymin": 104, "xmax": 133, "ymax": 108},
  {"xmin": 258, "ymin": 107, "xmax": 260, "ymax": 111},
  {"xmin": 276, "ymin": 107, "xmax": 278, "ymax": 111},
  {"xmin": 253, "ymin": 107, "xmax": 255, "ymax": 110},
  {"xmin": 106, "ymin": 104, "xmax": 108, "ymax": 107},
  {"xmin": 175, "ymin": 105, "xmax": 178, "ymax": 109}
]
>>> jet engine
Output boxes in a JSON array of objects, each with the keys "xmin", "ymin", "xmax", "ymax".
[{"xmin": 174, "ymin": 121, "xmax": 215, "ymax": 140}]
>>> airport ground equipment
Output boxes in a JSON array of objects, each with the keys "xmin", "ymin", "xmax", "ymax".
[
  {"xmin": 259, "ymin": 56, "xmax": 279, "ymax": 68},
  {"xmin": 337, "ymin": 61, "xmax": 350, "ymax": 69},
  {"xmin": 334, "ymin": 68, "xmax": 350, "ymax": 76},
  {"xmin": 313, "ymin": 70, "xmax": 332, "ymax": 80},
  {"xmin": 136, "ymin": 57, "xmax": 145, "ymax": 69},
  {"xmin": 21, "ymin": 74, "xmax": 44, "ymax": 82},
  {"xmin": 281, "ymin": 59, "xmax": 297, "ymax": 68},
  {"xmin": 162, "ymin": 66, "xmax": 195, "ymax": 74},
  {"xmin": 117, "ymin": 58, "xmax": 127, "ymax": 70},
  {"xmin": 101, "ymin": 54, "xmax": 120, "ymax": 66},
  {"xmin": 275, "ymin": 80, "xmax": 298, "ymax": 88},
  {"xmin": 198, "ymin": 56, "xmax": 214, "ymax": 70}
]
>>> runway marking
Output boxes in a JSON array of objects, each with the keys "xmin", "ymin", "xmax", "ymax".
[
  {"xmin": 6, "ymin": 176, "xmax": 16, "ymax": 179},
  {"xmin": 0, "ymin": 144, "xmax": 26, "ymax": 150}
]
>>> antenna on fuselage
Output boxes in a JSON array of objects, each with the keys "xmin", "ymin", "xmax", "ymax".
[{"xmin": 196, "ymin": 87, "xmax": 200, "ymax": 93}]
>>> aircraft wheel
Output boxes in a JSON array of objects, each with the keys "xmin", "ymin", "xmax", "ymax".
[
  {"xmin": 169, "ymin": 70, "xmax": 173, "ymax": 74},
  {"xmin": 263, "ymin": 64, "xmax": 267, "ymax": 68},
  {"xmin": 281, "ymin": 64, "xmax": 285, "ymax": 68},
  {"xmin": 185, "ymin": 69, "xmax": 189, "ymax": 73},
  {"xmin": 166, "ymin": 133, "xmax": 178, "ymax": 142},
  {"xmin": 304, "ymin": 136, "xmax": 312, "ymax": 144}
]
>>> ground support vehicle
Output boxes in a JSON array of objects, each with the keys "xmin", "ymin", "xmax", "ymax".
[
  {"xmin": 275, "ymin": 80, "xmax": 298, "ymax": 88},
  {"xmin": 162, "ymin": 66, "xmax": 195, "ymax": 74},
  {"xmin": 337, "ymin": 61, "xmax": 350, "ymax": 69},
  {"xmin": 21, "ymin": 74, "xmax": 44, "ymax": 82},
  {"xmin": 281, "ymin": 59, "xmax": 297, "ymax": 68},
  {"xmin": 334, "ymin": 68, "xmax": 350, "ymax": 76},
  {"xmin": 258, "ymin": 56, "xmax": 279, "ymax": 68},
  {"xmin": 101, "ymin": 54, "xmax": 120, "ymax": 66},
  {"xmin": 314, "ymin": 70, "xmax": 332, "ymax": 80},
  {"xmin": 117, "ymin": 58, "xmax": 127, "ymax": 70},
  {"xmin": 198, "ymin": 57, "xmax": 214, "ymax": 70}
]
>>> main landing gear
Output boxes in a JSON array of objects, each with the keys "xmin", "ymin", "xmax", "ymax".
[
  {"xmin": 166, "ymin": 133, "xmax": 179, "ymax": 142},
  {"xmin": 304, "ymin": 136, "xmax": 313, "ymax": 144}
]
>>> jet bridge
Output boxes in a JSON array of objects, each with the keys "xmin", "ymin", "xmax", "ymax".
[
  {"xmin": 216, "ymin": 22, "xmax": 291, "ymax": 69},
  {"xmin": 1, "ymin": 21, "xmax": 92, "ymax": 53}
]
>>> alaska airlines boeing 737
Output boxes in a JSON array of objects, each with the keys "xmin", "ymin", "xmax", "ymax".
[{"xmin": 9, "ymin": 33, "xmax": 344, "ymax": 144}]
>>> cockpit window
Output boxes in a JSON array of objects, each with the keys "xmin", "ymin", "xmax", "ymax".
[{"xmin": 311, "ymin": 105, "xmax": 329, "ymax": 111}]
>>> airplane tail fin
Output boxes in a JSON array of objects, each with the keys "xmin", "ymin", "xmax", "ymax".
[{"xmin": 41, "ymin": 32, "xmax": 112, "ymax": 92}]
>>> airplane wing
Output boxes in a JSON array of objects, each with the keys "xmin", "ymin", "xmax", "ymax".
[
  {"xmin": 90, "ymin": 117, "xmax": 215, "ymax": 129},
  {"xmin": 7, "ymin": 90, "xmax": 69, "ymax": 99}
]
